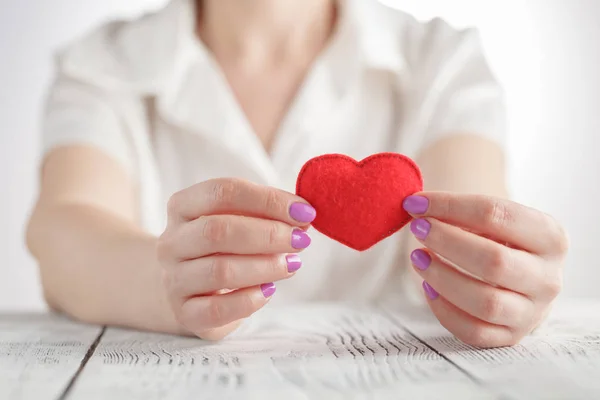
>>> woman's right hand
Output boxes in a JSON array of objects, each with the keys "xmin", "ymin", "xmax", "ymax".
[{"xmin": 156, "ymin": 178, "xmax": 316, "ymax": 340}]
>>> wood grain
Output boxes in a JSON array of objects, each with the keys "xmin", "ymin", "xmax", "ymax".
[
  {"xmin": 2, "ymin": 301, "xmax": 599, "ymax": 399},
  {"xmin": 67, "ymin": 304, "xmax": 496, "ymax": 400},
  {"xmin": 0, "ymin": 313, "xmax": 101, "ymax": 400},
  {"xmin": 387, "ymin": 299, "xmax": 600, "ymax": 400}
]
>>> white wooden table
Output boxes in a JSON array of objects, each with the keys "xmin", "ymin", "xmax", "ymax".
[{"xmin": 1, "ymin": 299, "xmax": 599, "ymax": 400}]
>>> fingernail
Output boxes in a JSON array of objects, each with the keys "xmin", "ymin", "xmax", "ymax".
[
  {"xmin": 261, "ymin": 282, "xmax": 276, "ymax": 298},
  {"xmin": 286, "ymin": 254, "xmax": 302, "ymax": 273},
  {"xmin": 289, "ymin": 202, "xmax": 317, "ymax": 223},
  {"xmin": 423, "ymin": 281, "xmax": 439, "ymax": 300},
  {"xmin": 411, "ymin": 249, "xmax": 432, "ymax": 271},
  {"xmin": 291, "ymin": 229, "xmax": 311, "ymax": 249},
  {"xmin": 410, "ymin": 218, "xmax": 431, "ymax": 240},
  {"xmin": 403, "ymin": 195, "xmax": 429, "ymax": 214}
]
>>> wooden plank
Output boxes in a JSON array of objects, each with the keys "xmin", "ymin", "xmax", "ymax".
[
  {"xmin": 68, "ymin": 304, "xmax": 496, "ymax": 400},
  {"xmin": 0, "ymin": 312, "xmax": 102, "ymax": 400},
  {"xmin": 387, "ymin": 299, "xmax": 600, "ymax": 400}
]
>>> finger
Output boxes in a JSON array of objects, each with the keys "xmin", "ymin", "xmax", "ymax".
[
  {"xmin": 421, "ymin": 282, "xmax": 519, "ymax": 348},
  {"xmin": 168, "ymin": 254, "xmax": 301, "ymax": 297},
  {"xmin": 410, "ymin": 249, "xmax": 534, "ymax": 327},
  {"xmin": 403, "ymin": 192, "xmax": 568, "ymax": 256},
  {"xmin": 164, "ymin": 215, "xmax": 311, "ymax": 259},
  {"xmin": 167, "ymin": 178, "xmax": 316, "ymax": 226},
  {"xmin": 180, "ymin": 283, "xmax": 276, "ymax": 333},
  {"xmin": 408, "ymin": 216, "xmax": 561, "ymax": 298}
]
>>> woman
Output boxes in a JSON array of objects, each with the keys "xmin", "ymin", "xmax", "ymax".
[{"xmin": 26, "ymin": 0, "xmax": 568, "ymax": 348}]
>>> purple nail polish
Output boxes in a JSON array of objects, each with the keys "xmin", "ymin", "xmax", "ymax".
[
  {"xmin": 423, "ymin": 281, "xmax": 439, "ymax": 300},
  {"xmin": 411, "ymin": 249, "xmax": 432, "ymax": 271},
  {"xmin": 289, "ymin": 202, "xmax": 317, "ymax": 223},
  {"xmin": 261, "ymin": 282, "xmax": 276, "ymax": 298},
  {"xmin": 403, "ymin": 195, "xmax": 429, "ymax": 214},
  {"xmin": 291, "ymin": 229, "xmax": 311, "ymax": 249},
  {"xmin": 286, "ymin": 254, "xmax": 302, "ymax": 273},
  {"xmin": 410, "ymin": 218, "xmax": 431, "ymax": 240}
]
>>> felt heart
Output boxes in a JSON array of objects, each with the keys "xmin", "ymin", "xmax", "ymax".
[{"xmin": 295, "ymin": 153, "xmax": 423, "ymax": 251}]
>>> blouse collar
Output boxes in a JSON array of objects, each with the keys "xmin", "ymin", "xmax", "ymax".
[
  {"xmin": 59, "ymin": 0, "xmax": 408, "ymax": 95},
  {"xmin": 59, "ymin": 0, "xmax": 409, "ymax": 184}
]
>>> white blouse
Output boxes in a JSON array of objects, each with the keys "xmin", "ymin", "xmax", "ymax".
[{"xmin": 41, "ymin": 0, "xmax": 506, "ymax": 306}]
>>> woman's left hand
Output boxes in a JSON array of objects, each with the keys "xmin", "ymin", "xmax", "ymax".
[{"xmin": 402, "ymin": 192, "xmax": 569, "ymax": 348}]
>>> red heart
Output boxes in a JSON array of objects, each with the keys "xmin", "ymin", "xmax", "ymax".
[{"xmin": 295, "ymin": 153, "xmax": 423, "ymax": 251}]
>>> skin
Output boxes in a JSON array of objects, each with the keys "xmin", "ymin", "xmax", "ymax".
[
  {"xmin": 26, "ymin": 0, "xmax": 568, "ymax": 347},
  {"xmin": 198, "ymin": 0, "xmax": 336, "ymax": 151}
]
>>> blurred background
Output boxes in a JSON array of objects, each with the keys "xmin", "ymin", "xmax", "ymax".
[{"xmin": 1, "ymin": 0, "xmax": 599, "ymax": 310}]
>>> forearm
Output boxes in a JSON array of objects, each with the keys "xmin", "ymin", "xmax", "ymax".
[{"xmin": 27, "ymin": 202, "xmax": 184, "ymax": 335}]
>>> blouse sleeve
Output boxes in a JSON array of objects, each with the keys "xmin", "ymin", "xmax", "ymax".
[
  {"xmin": 40, "ymin": 68, "xmax": 135, "ymax": 176},
  {"xmin": 409, "ymin": 18, "xmax": 508, "ymax": 152}
]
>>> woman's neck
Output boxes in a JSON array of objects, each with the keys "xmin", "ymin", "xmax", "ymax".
[{"xmin": 197, "ymin": 0, "xmax": 336, "ymax": 66}]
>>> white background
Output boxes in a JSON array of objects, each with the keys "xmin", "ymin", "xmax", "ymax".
[{"xmin": 1, "ymin": 0, "xmax": 599, "ymax": 310}]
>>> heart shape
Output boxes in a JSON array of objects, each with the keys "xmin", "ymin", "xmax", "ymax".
[{"xmin": 296, "ymin": 153, "xmax": 423, "ymax": 251}]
